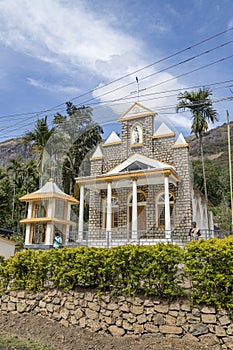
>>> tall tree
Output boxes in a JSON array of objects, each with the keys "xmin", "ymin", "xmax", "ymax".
[
  {"xmin": 0, "ymin": 168, "xmax": 13, "ymax": 229},
  {"xmin": 23, "ymin": 116, "xmax": 55, "ymax": 185},
  {"xmin": 52, "ymin": 102, "xmax": 103, "ymax": 195},
  {"xmin": 7, "ymin": 158, "xmax": 39, "ymax": 232},
  {"xmin": 176, "ymin": 88, "xmax": 218, "ymax": 230}
]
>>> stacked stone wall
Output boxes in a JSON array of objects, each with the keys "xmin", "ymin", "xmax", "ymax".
[
  {"xmin": 152, "ymin": 136, "xmax": 175, "ymax": 164},
  {"xmin": 0, "ymin": 290, "xmax": 232, "ymax": 349},
  {"xmin": 102, "ymin": 144, "xmax": 124, "ymax": 173},
  {"xmin": 172, "ymin": 147, "xmax": 193, "ymax": 237},
  {"xmin": 90, "ymin": 159, "xmax": 103, "ymax": 176},
  {"xmin": 121, "ymin": 117, "xmax": 154, "ymax": 158}
]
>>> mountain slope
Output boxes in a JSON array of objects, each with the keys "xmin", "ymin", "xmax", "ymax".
[{"xmin": 0, "ymin": 121, "xmax": 232, "ymax": 168}]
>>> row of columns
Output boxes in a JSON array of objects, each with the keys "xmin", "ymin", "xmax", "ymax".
[{"xmin": 78, "ymin": 173, "xmax": 171, "ymax": 241}]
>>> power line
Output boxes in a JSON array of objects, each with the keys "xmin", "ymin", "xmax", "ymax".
[{"xmin": 1, "ymin": 26, "xmax": 233, "ymax": 120}]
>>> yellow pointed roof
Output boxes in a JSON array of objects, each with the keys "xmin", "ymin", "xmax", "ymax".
[{"xmin": 19, "ymin": 179, "xmax": 79, "ymax": 204}]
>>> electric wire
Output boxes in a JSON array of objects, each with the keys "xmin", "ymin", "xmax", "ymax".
[{"xmin": 1, "ymin": 26, "xmax": 233, "ymax": 119}]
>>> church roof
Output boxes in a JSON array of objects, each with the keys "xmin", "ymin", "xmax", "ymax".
[
  {"xmin": 117, "ymin": 102, "xmax": 156, "ymax": 122},
  {"xmin": 103, "ymin": 131, "xmax": 121, "ymax": 146},
  {"xmin": 19, "ymin": 179, "xmax": 79, "ymax": 204},
  {"xmin": 153, "ymin": 122, "xmax": 175, "ymax": 138},
  {"xmin": 76, "ymin": 153, "xmax": 179, "ymax": 190},
  {"xmin": 90, "ymin": 144, "xmax": 104, "ymax": 160},
  {"xmin": 107, "ymin": 153, "xmax": 175, "ymax": 175},
  {"xmin": 172, "ymin": 133, "xmax": 189, "ymax": 148}
]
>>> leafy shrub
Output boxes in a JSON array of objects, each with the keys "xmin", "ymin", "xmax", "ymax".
[
  {"xmin": 0, "ymin": 244, "xmax": 183, "ymax": 298},
  {"xmin": 184, "ymin": 236, "xmax": 233, "ymax": 314},
  {"xmin": 1, "ymin": 237, "xmax": 232, "ymax": 315}
]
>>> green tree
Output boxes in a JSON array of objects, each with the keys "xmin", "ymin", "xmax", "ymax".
[
  {"xmin": 7, "ymin": 158, "xmax": 39, "ymax": 232},
  {"xmin": 52, "ymin": 102, "xmax": 103, "ymax": 194},
  {"xmin": 23, "ymin": 116, "xmax": 55, "ymax": 185},
  {"xmin": 0, "ymin": 168, "xmax": 13, "ymax": 228},
  {"xmin": 177, "ymin": 88, "xmax": 218, "ymax": 229}
]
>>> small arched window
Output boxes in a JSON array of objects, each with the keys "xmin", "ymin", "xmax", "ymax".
[{"xmin": 128, "ymin": 191, "xmax": 146, "ymax": 204}]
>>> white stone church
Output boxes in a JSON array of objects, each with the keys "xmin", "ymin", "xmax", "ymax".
[
  {"xmin": 76, "ymin": 102, "xmax": 213, "ymax": 247},
  {"xmin": 20, "ymin": 102, "xmax": 214, "ymax": 249}
]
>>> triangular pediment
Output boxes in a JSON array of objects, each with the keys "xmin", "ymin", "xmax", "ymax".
[
  {"xmin": 117, "ymin": 102, "xmax": 156, "ymax": 122},
  {"xmin": 103, "ymin": 131, "xmax": 121, "ymax": 146},
  {"xmin": 153, "ymin": 122, "xmax": 175, "ymax": 138},
  {"xmin": 172, "ymin": 133, "xmax": 189, "ymax": 148},
  {"xmin": 107, "ymin": 153, "xmax": 174, "ymax": 175},
  {"xmin": 120, "ymin": 161, "xmax": 154, "ymax": 172},
  {"xmin": 90, "ymin": 145, "xmax": 103, "ymax": 159}
]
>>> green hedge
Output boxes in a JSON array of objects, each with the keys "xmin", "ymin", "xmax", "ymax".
[
  {"xmin": 0, "ymin": 237, "xmax": 233, "ymax": 315},
  {"xmin": 0, "ymin": 243, "xmax": 183, "ymax": 299},
  {"xmin": 184, "ymin": 236, "xmax": 233, "ymax": 314}
]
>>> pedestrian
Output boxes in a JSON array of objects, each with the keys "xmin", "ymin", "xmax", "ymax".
[
  {"xmin": 53, "ymin": 232, "xmax": 62, "ymax": 248},
  {"xmin": 189, "ymin": 221, "xmax": 201, "ymax": 240}
]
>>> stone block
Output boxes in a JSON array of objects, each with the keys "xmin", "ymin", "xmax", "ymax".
[
  {"xmin": 159, "ymin": 325, "xmax": 183, "ymax": 335},
  {"xmin": 109, "ymin": 325, "xmax": 125, "ymax": 336}
]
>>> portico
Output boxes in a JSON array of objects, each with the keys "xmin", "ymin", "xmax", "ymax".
[{"xmin": 77, "ymin": 153, "xmax": 180, "ymax": 242}]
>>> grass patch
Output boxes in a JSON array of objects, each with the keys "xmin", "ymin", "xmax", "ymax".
[{"xmin": 0, "ymin": 335, "xmax": 53, "ymax": 350}]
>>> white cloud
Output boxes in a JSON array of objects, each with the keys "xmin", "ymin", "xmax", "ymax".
[
  {"xmin": 27, "ymin": 77, "xmax": 81, "ymax": 94},
  {"xmin": 0, "ymin": 0, "xmax": 140, "ymax": 74},
  {"xmin": 0, "ymin": 0, "xmax": 192, "ymax": 132}
]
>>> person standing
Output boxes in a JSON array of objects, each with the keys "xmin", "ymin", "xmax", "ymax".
[
  {"xmin": 53, "ymin": 232, "xmax": 62, "ymax": 248},
  {"xmin": 189, "ymin": 221, "xmax": 201, "ymax": 240}
]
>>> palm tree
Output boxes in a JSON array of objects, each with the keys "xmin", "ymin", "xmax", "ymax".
[
  {"xmin": 176, "ymin": 87, "xmax": 218, "ymax": 231},
  {"xmin": 23, "ymin": 116, "xmax": 55, "ymax": 186}
]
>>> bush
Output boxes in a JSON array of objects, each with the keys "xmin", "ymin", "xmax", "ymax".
[
  {"xmin": 0, "ymin": 244, "xmax": 183, "ymax": 299},
  {"xmin": 1, "ymin": 237, "xmax": 232, "ymax": 315},
  {"xmin": 184, "ymin": 236, "xmax": 233, "ymax": 314}
]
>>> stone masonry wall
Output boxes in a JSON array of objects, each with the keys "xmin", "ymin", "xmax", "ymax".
[
  {"xmin": 0, "ymin": 290, "xmax": 232, "ymax": 349},
  {"xmin": 173, "ymin": 146, "xmax": 193, "ymax": 238}
]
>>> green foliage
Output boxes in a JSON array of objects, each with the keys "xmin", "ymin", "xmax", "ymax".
[
  {"xmin": 7, "ymin": 158, "xmax": 39, "ymax": 233},
  {"xmin": 0, "ymin": 335, "xmax": 52, "ymax": 350},
  {"xmin": 0, "ymin": 168, "xmax": 13, "ymax": 227},
  {"xmin": 52, "ymin": 102, "xmax": 103, "ymax": 194},
  {"xmin": 0, "ymin": 245, "xmax": 183, "ymax": 299},
  {"xmin": 184, "ymin": 237, "xmax": 233, "ymax": 314},
  {"xmin": 192, "ymin": 159, "xmax": 224, "ymax": 206},
  {"xmin": 1, "ymin": 239, "xmax": 233, "ymax": 316}
]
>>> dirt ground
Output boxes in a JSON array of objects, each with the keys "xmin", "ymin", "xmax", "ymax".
[{"xmin": 0, "ymin": 313, "xmax": 219, "ymax": 350}]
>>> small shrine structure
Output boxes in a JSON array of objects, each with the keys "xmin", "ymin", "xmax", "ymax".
[{"xmin": 20, "ymin": 179, "xmax": 79, "ymax": 249}]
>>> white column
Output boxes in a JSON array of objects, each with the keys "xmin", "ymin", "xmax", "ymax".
[
  {"xmin": 65, "ymin": 203, "xmax": 71, "ymax": 244},
  {"xmin": 45, "ymin": 199, "xmax": 55, "ymax": 245},
  {"xmin": 164, "ymin": 173, "xmax": 171, "ymax": 240},
  {"xmin": 106, "ymin": 181, "xmax": 112, "ymax": 244},
  {"xmin": 78, "ymin": 185, "xmax": 85, "ymax": 241},
  {"xmin": 132, "ymin": 177, "xmax": 138, "ymax": 240},
  {"xmin": 25, "ymin": 202, "xmax": 33, "ymax": 245}
]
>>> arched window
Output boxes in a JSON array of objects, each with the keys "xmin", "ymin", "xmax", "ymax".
[
  {"xmin": 128, "ymin": 191, "xmax": 146, "ymax": 204},
  {"xmin": 102, "ymin": 196, "xmax": 119, "ymax": 229},
  {"xmin": 156, "ymin": 192, "xmax": 175, "ymax": 228}
]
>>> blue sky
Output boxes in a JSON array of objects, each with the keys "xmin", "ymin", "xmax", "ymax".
[{"xmin": 0, "ymin": 0, "xmax": 233, "ymax": 142}]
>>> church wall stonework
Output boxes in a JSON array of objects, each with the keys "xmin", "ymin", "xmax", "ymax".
[
  {"xmin": 85, "ymin": 103, "xmax": 195, "ymax": 241},
  {"xmin": 173, "ymin": 147, "xmax": 193, "ymax": 237},
  {"xmin": 152, "ymin": 136, "xmax": 175, "ymax": 164}
]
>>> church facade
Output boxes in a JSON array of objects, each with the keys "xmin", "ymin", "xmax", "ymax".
[{"xmin": 76, "ymin": 102, "xmax": 212, "ymax": 246}]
